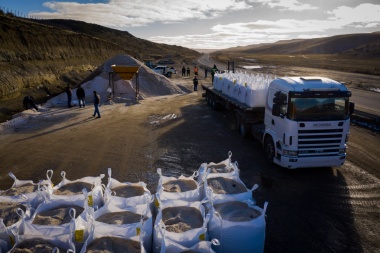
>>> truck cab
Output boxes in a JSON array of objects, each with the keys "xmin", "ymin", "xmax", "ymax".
[{"xmin": 263, "ymin": 77, "xmax": 354, "ymax": 169}]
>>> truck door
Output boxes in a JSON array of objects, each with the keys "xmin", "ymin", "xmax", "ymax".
[{"xmin": 267, "ymin": 87, "xmax": 289, "ymax": 147}]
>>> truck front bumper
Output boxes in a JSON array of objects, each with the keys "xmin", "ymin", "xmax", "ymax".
[{"xmin": 274, "ymin": 155, "xmax": 346, "ymax": 169}]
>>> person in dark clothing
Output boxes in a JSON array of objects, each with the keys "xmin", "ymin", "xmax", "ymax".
[
  {"xmin": 211, "ymin": 64, "xmax": 218, "ymax": 82},
  {"xmin": 182, "ymin": 66, "xmax": 186, "ymax": 76},
  {"xmin": 193, "ymin": 76, "xmax": 198, "ymax": 91},
  {"xmin": 76, "ymin": 86, "xmax": 86, "ymax": 108},
  {"xmin": 65, "ymin": 83, "xmax": 72, "ymax": 108},
  {"xmin": 93, "ymin": 91, "xmax": 101, "ymax": 118},
  {"xmin": 186, "ymin": 67, "xmax": 190, "ymax": 76},
  {"xmin": 204, "ymin": 68, "xmax": 208, "ymax": 78},
  {"xmin": 23, "ymin": 95, "xmax": 38, "ymax": 111}
]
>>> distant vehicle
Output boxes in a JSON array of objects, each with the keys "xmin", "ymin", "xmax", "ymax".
[
  {"xmin": 144, "ymin": 60, "xmax": 156, "ymax": 69},
  {"xmin": 153, "ymin": 65, "xmax": 176, "ymax": 78}
]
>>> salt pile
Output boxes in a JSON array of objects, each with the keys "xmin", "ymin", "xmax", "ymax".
[
  {"xmin": 162, "ymin": 179, "xmax": 197, "ymax": 193},
  {"xmin": 53, "ymin": 182, "xmax": 93, "ymax": 195},
  {"xmin": 9, "ymin": 238, "xmax": 64, "ymax": 253},
  {"xmin": 207, "ymin": 177, "xmax": 247, "ymax": 195},
  {"xmin": 32, "ymin": 205, "xmax": 84, "ymax": 225},
  {"xmin": 111, "ymin": 185, "xmax": 145, "ymax": 198},
  {"xmin": 96, "ymin": 211, "xmax": 142, "ymax": 225},
  {"xmin": 213, "ymin": 201, "xmax": 261, "ymax": 222},
  {"xmin": 85, "ymin": 236, "xmax": 141, "ymax": 253},
  {"xmin": 162, "ymin": 206, "xmax": 203, "ymax": 233},
  {"xmin": 0, "ymin": 202, "xmax": 26, "ymax": 226}
]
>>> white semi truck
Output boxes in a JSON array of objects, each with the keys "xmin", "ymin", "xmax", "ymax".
[{"xmin": 202, "ymin": 76, "xmax": 355, "ymax": 169}]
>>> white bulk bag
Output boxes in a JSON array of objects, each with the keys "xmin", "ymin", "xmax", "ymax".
[
  {"xmin": 213, "ymin": 74, "xmax": 222, "ymax": 91},
  {"xmin": 52, "ymin": 171, "xmax": 104, "ymax": 208},
  {"xmin": 104, "ymin": 168, "xmax": 151, "ymax": 207},
  {"xmin": 156, "ymin": 169, "xmax": 201, "ymax": 202},
  {"xmin": 15, "ymin": 208, "xmax": 76, "ymax": 252},
  {"xmin": 160, "ymin": 235, "xmax": 219, "ymax": 253},
  {"xmin": 237, "ymin": 82, "xmax": 247, "ymax": 104},
  {"xmin": 221, "ymin": 78, "xmax": 233, "ymax": 96},
  {"xmin": 153, "ymin": 199, "xmax": 209, "ymax": 253},
  {"xmin": 92, "ymin": 201, "xmax": 153, "ymax": 252},
  {"xmin": 208, "ymin": 200, "xmax": 268, "ymax": 253}
]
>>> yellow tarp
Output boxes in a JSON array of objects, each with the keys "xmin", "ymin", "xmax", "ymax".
[{"xmin": 111, "ymin": 65, "xmax": 140, "ymax": 80}]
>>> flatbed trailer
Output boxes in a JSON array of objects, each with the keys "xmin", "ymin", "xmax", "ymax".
[{"xmin": 201, "ymin": 84, "xmax": 265, "ymax": 138}]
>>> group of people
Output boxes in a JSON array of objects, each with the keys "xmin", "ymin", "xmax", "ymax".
[
  {"xmin": 65, "ymin": 83, "xmax": 101, "ymax": 118},
  {"xmin": 191, "ymin": 64, "xmax": 219, "ymax": 91}
]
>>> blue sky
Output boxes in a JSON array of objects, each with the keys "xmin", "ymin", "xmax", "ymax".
[{"xmin": 1, "ymin": 0, "xmax": 380, "ymax": 49}]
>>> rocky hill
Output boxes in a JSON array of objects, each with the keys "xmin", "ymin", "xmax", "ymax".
[
  {"xmin": 0, "ymin": 14, "xmax": 198, "ymax": 122},
  {"xmin": 221, "ymin": 32, "xmax": 380, "ymax": 56}
]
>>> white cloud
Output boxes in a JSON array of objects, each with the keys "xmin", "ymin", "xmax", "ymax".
[
  {"xmin": 248, "ymin": 0, "xmax": 318, "ymax": 11},
  {"xmin": 31, "ymin": 0, "xmax": 251, "ymax": 28}
]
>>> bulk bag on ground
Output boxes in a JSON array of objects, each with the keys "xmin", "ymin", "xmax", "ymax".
[
  {"xmin": 104, "ymin": 168, "xmax": 151, "ymax": 207},
  {"xmin": 160, "ymin": 236, "xmax": 219, "ymax": 253},
  {"xmin": 52, "ymin": 171, "xmax": 104, "ymax": 208},
  {"xmin": 153, "ymin": 199, "xmax": 210, "ymax": 253},
  {"xmin": 91, "ymin": 200, "xmax": 153, "ymax": 252},
  {"xmin": 208, "ymin": 200, "xmax": 268, "ymax": 253},
  {"xmin": 156, "ymin": 168, "xmax": 201, "ymax": 202}
]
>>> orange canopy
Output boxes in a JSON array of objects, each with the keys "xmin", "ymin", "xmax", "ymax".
[{"xmin": 111, "ymin": 65, "xmax": 140, "ymax": 80}]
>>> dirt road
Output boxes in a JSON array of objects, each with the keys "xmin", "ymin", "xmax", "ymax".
[{"xmin": 0, "ymin": 75, "xmax": 379, "ymax": 253}]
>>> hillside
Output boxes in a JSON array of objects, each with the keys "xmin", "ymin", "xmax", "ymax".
[
  {"xmin": 0, "ymin": 14, "xmax": 198, "ymax": 122},
  {"xmin": 221, "ymin": 32, "xmax": 380, "ymax": 56}
]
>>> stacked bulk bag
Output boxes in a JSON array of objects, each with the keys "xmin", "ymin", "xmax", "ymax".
[
  {"xmin": 208, "ymin": 199, "xmax": 268, "ymax": 253},
  {"xmin": 156, "ymin": 169, "xmax": 201, "ymax": 202},
  {"xmin": 104, "ymin": 168, "xmax": 152, "ymax": 207},
  {"xmin": 153, "ymin": 199, "xmax": 209, "ymax": 253},
  {"xmin": 160, "ymin": 237, "xmax": 219, "ymax": 253}
]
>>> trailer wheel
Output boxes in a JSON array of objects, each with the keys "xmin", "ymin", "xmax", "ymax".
[
  {"xmin": 239, "ymin": 123, "xmax": 251, "ymax": 138},
  {"xmin": 166, "ymin": 72, "xmax": 172, "ymax": 78},
  {"xmin": 212, "ymin": 98, "xmax": 218, "ymax": 110},
  {"xmin": 264, "ymin": 136, "xmax": 275, "ymax": 163}
]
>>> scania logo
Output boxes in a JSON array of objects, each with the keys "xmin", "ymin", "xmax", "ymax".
[{"xmin": 313, "ymin": 123, "xmax": 331, "ymax": 127}]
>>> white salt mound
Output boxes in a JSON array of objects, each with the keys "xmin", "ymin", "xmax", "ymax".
[
  {"xmin": 33, "ymin": 205, "xmax": 84, "ymax": 225},
  {"xmin": 207, "ymin": 177, "xmax": 246, "ymax": 194},
  {"xmin": 9, "ymin": 238, "xmax": 64, "ymax": 253},
  {"xmin": 162, "ymin": 179, "xmax": 197, "ymax": 193},
  {"xmin": 0, "ymin": 202, "xmax": 26, "ymax": 227},
  {"xmin": 111, "ymin": 185, "xmax": 145, "ymax": 198},
  {"xmin": 0, "ymin": 183, "xmax": 38, "ymax": 196},
  {"xmin": 214, "ymin": 201, "xmax": 261, "ymax": 222},
  {"xmin": 54, "ymin": 182, "xmax": 92, "ymax": 195},
  {"xmin": 162, "ymin": 206, "xmax": 203, "ymax": 233},
  {"xmin": 207, "ymin": 163, "xmax": 233, "ymax": 173},
  {"xmin": 85, "ymin": 236, "xmax": 141, "ymax": 253},
  {"xmin": 96, "ymin": 211, "xmax": 143, "ymax": 225}
]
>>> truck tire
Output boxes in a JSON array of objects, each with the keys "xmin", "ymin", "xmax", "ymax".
[
  {"xmin": 166, "ymin": 72, "xmax": 172, "ymax": 78},
  {"xmin": 233, "ymin": 113, "xmax": 240, "ymax": 131},
  {"xmin": 264, "ymin": 136, "xmax": 275, "ymax": 163},
  {"xmin": 212, "ymin": 98, "xmax": 218, "ymax": 110},
  {"xmin": 240, "ymin": 123, "xmax": 251, "ymax": 138}
]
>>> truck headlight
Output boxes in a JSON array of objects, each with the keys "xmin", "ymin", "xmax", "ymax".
[
  {"xmin": 339, "ymin": 148, "xmax": 346, "ymax": 154},
  {"xmin": 283, "ymin": 149, "xmax": 298, "ymax": 157}
]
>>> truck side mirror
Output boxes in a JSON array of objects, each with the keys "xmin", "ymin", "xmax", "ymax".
[
  {"xmin": 349, "ymin": 102, "xmax": 355, "ymax": 115},
  {"xmin": 272, "ymin": 104, "xmax": 281, "ymax": 117}
]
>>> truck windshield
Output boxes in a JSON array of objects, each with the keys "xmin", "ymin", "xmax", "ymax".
[{"xmin": 288, "ymin": 97, "xmax": 350, "ymax": 121}]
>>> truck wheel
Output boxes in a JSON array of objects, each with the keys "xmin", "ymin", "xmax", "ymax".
[
  {"xmin": 212, "ymin": 99, "xmax": 218, "ymax": 110},
  {"xmin": 166, "ymin": 72, "xmax": 172, "ymax": 78},
  {"xmin": 240, "ymin": 123, "xmax": 251, "ymax": 138},
  {"xmin": 264, "ymin": 136, "xmax": 275, "ymax": 162}
]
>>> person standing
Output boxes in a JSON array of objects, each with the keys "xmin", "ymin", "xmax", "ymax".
[
  {"xmin": 211, "ymin": 64, "xmax": 218, "ymax": 82},
  {"xmin": 93, "ymin": 91, "xmax": 101, "ymax": 118},
  {"xmin": 76, "ymin": 85, "xmax": 86, "ymax": 108},
  {"xmin": 193, "ymin": 76, "xmax": 198, "ymax": 91},
  {"xmin": 65, "ymin": 83, "xmax": 72, "ymax": 108},
  {"xmin": 204, "ymin": 68, "xmax": 208, "ymax": 78},
  {"xmin": 23, "ymin": 95, "xmax": 38, "ymax": 111},
  {"xmin": 182, "ymin": 66, "xmax": 186, "ymax": 76},
  {"xmin": 186, "ymin": 67, "xmax": 190, "ymax": 76},
  {"xmin": 194, "ymin": 66, "xmax": 198, "ymax": 76}
]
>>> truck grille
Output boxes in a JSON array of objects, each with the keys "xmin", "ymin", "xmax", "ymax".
[{"xmin": 297, "ymin": 129, "xmax": 343, "ymax": 157}]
